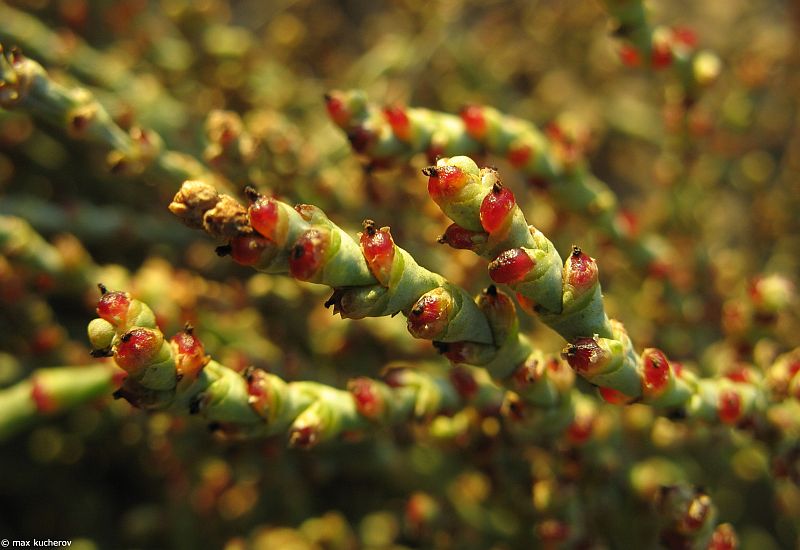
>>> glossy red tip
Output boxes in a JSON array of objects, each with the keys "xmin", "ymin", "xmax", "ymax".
[
  {"xmin": 248, "ymin": 197, "xmax": 280, "ymax": 241},
  {"xmin": 479, "ymin": 184, "xmax": 516, "ymax": 234},
  {"xmin": 289, "ymin": 228, "xmax": 329, "ymax": 280},
  {"xmin": 489, "ymin": 248, "xmax": 534, "ymax": 284},
  {"xmin": 31, "ymin": 378, "xmax": 58, "ymax": 413},
  {"xmin": 672, "ymin": 26, "xmax": 698, "ymax": 49},
  {"xmin": 449, "ymin": 366, "xmax": 478, "ymax": 399},
  {"xmin": 567, "ymin": 414, "xmax": 594, "ymax": 444},
  {"xmin": 383, "ymin": 105, "xmax": 411, "ymax": 141},
  {"xmin": 619, "ymin": 44, "xmax": 641, "ymax": 67},
  {"xmin": 566, "ymin": 247, "xmax": 598, "ymax": 290},
  {"xmin": 507, "ymin": 143, "xmax": 532, "ymax": 168},
  {"xmin": 652, "ymin": 42, "xmax": 673, "ymax": 69},
  {"xmin": 360, "ymin": 221, "xmax": 395, "ymax": 283},
  {"xmin": 96, "ymin": 288, "xmax": 130, "ymax": 326},
  {"xmin": 171, "ymin": 328, "xmax": 207, "ymax": 379},
  {"xmin": 115, "ymin": 328, "xmax": 162, "ymax": 373},
  {"xmin": 230, "ymin": 235, "xmax": 269, "ymax": 266},
  {"xmin": 708, "ymin": 524, "xmax": 738, "ymax": 550},
  {"xmin": 349, "ymin": 377, "xmax": 383, "ymax": 418},
  {"xmin": 460, "ymin": 105, "xmax": 487, "ymax": 140},
  {"xmin": 407, "ymin": 291, "xmax": 452, "ymax": 340},
  {"xmin": 718, "ymin": 389, "xmax": 743, "ymax": 424},
  {"xmin": 325, "ymin": 93, "xmax": 350, "ymax": 127},
  {"xmin": 642, "ymin": 348, "xmax": 671, "ymax": 395},
  {"xmin": 425, "ymin": 165, "xmax": 469, "ymax": 201}
]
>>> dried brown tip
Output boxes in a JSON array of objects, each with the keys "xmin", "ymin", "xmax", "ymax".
[
  {"xmin": 97, "ymin": 283, "xmax": 108, "ymax": 295},
  {"xmin": 571, "ymin": 245, "xmax": 582, "ymax": 257},
  {"xmin": 484, "ymin": 284, "xmax": 498, "ymax": 296},
  {"xmin": 492, "ymin": 182, "xmax": 503, "ymax": 193},
  {"xmin": 215, "ymin": 244, "xmax": 232, "ymax": 257},
  {"xmin": 421, "ymin": 166, "xmax": 438, "ymax": 177},
  {"xmin": 244, "ymin": 185, "xmax": 261, "ymax": 203},
  {"xmin": 362, "ymin": 219, "xmax": 377, "ymax": 235}
]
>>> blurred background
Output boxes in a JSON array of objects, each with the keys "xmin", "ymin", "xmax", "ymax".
[{"xmin": 0, "ymin": 0, "xmax": 798, "ymax": 548}]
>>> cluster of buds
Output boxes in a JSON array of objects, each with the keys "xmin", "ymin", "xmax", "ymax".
[{"xmin": 326, "ymin": 89, "xmax": 669, "ymax": 270}]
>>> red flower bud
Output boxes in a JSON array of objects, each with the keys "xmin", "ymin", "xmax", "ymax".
[
  {"xmin": 479, "ymin": 183, "xmax": 516, "ymax": 234},
  {"xmin": 289, "ymin": 228, "xmax": 330, "ymax": 280},
  {"xmin": 489, "ymin": 248, "xmax": 535, "ymax": 284},
  {"xmin": 619, "ymin": 44, "xmax": 641, "ymax": 67},
  {"xmin": 360, "ymin": 220, "xmax": 395, "ymax": 284},
  {"xmin": 507, "ymin": 143, "xmax": 532, "ymax": 168},
  {"xmin": 562, "ymin": 338, "xmax": 608, "ymax": 375},
  {"xmin": 449, "ymin": 366, "xmax": 478, "ymax": 399},
  {"xmin": 599, "ymin": 386, "xmax": 635, "ymax": 405},
  {"xmin": 248, "ymin": 195, "xmax": 280, "ymax": 241},
  {"xmin": 566, "ymin": 246, "xmax": 598, "ymax": 290},
  {"xmin": 115, "ymin": 328, "xmax": 163, "ymax": 373},
  {"xmin": 171, "ymin": 326, "xmax": 208, "ymax": 380},
  {"xmin": 439, "ymin": 223, "xmax": 485, "ymax": 251},
  {"xmin": 423, "ymin": 165, "xmax": 469, "ymax": 201},
  {"xmin": 642, "ymin": 348, "xmax": 671, "ymax": 396},
  {"xmin": 96, "ymin": 285, "xmax": 130, "ymax": 326},
  {"xmin": 708, "ymin": 524, "xmax": 738, "ymax": 550},
  {"xmin": 383, "ymin": 105, "xmax": 411, "ymax": 141},
  {"xmin": 348, "ymin": 377, "xmax": 384, "ymax": 419},
  {"xmin": 324, "ymin": 92, "xmax": 350, "ymax": 126},
  {"xmin": 460, "ymin": 105, "xmax": 487, "ymax": 140},
  {"xmin": 718, "ymin": 389, "xmax": 743, "ymax": 425},
  {"xmin": 407, "ymin": 288, "xmax": 453, "ymax": 340},
  {"xmin": 230, "ymin": 235, "xmax": 269, "ymax": 266}
]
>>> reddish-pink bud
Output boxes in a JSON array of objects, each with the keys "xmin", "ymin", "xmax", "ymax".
[
  {"xmin": 115, "ymin": 328, "xmax": 162, "ymax": 373},
  {"xmin": 248, "ymin": 196, "xmax": 280, "ymax": 241},
  {"xmin": 440, "ymin": 224, "xmax": 484, "ymax": 250},
  {"xmin": 479, "ymin": 183, "xmax": 516, "ymax": 234},
  {"xmin": 449, "ymin": 366, "xmax": 478, "ymax": 399},
  {"xmin": 460, "ymin": 105, "xmax": 487, "ymax": 140},
  {"xmin": 642, "ymin": 348, "xmax": 671, "ymax": 396},
  {"xmin": 567, "ymin": 414, "xmax": 594, "ymax": 444},
  {"xmin": 171, "ymin": 327, "xmax": 208, "ymax": 380},
  {"xmin": 424, "ymin": 165, "xmax": 469, "ymax": 201},
  {"xmin": 619, "ymin": 44, "xmax": 641, "ymax": 67},
  {"xmin": 566, "ymin": 247, "xmax": 598, "ymax": 290},
  {"xmin": 489, "ymin": 248, "xmax": 535, "ymax": 284},
  {"xmin": 407, "ymin": 289, "xmax": 452, "ymax": 340},
  {"xmin": 708, "ymin": 524, "xmax": 738, "ymax": 550},
  {"xmin": 96, "ymin": 286, "xmax": 130, "ymax": 326},
  {"xmin": 324, "ymin": 93, "xmax": 350, "ymax": 126},
  {"xmin": 672, "ymin": 26, "xmax": 698, "ymax": 49},
  {"xmin": 383, "ymin": 105, "xmax": 411, "ymax": 141},
  {"xmin": 718, "ymin": 389, "xmax": 743, "ymax": 425},
  {"xmin": 230, "ymin": 235, "xmax": 269, "ymax": 266},
  {"xmin": 507, "ymin": 144, "xmax": 532, "ymax": 168},
  {"xmin": 599, "ymin": 386, "xmax": 635, "ymax": 405},
  {"xmin": 349, "ymin": 377, "xmax": 384, "ymax": 418},
  {"xmin": 31, "ymin": 378, "xmax": 58, "ymax": 413},
  {"xmin": 652, "ymin": 41, "xmax": 673, "ymax": 69},
  {"xmin": 246, "ymin": 368, "xmax": 272, "ymax": 418},
  {"xmin": 289, "ymin": 228, "xmax": 329, "ymax": 280},
  {"xmin": 360, "ymin": 220, "xmax": 395, "ymax": 284}
]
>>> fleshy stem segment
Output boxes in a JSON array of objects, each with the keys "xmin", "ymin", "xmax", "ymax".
[
  {"xmin": 423, "ymin": 156, "xmax": 797, "ymax": 428},
  {"xmin": 169, "ymin": 179, "xmax": 591, "ymax": 436},
  {"xmin": 0, "ymin": 45, "xmax": 216, "ymax": 188},
  {"xmin": 0, "ymin": 363, "xmax": 120, "ymax": 441},
  {"xmin": 325, "ymin": 89, "xmax": 669, "ymax": 270},
  {"xmin": 86, "ymin": 289, "xmax": 504, "ymax": 447}
]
